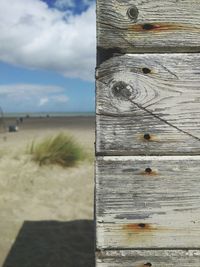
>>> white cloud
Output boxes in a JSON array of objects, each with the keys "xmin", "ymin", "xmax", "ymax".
[
  {"xmin": 0, "ymin": 84, "xmax": 70, "ymax": 111},
  {"xmin": 0, "ymin": 0, "xmax": 96, "ymax": 81},
  {"xmin": 52, "ymin": 95, "xmax": 69, "ymax": 103},
  {"xmin": 39, "ymin": 97, "xmax": 49, "ymax": 106},
  {"xmin": 0, "ymin": 84, "xmax": 64, "ymax": 97},
  {"xmin": 38, "ymin": 94, "xmax": 69, "ymax": 106}
]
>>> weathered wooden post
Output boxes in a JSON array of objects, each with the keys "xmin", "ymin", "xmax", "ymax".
[{"xmin": 95, "ymin": 0, "xmax": 200, "ymax": 265}]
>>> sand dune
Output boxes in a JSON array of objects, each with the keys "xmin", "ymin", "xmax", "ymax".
[{"xmin": 0, "ymin": 116, "xmax": 95, "ymax": 267}]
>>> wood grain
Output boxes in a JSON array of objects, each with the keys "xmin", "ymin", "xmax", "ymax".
[
  {"xmin": 96, "ymin": 250, "xmax": 200, "ymax": 266},
  {"xmin": 96, "ymin": 156, "xmax": 200, "ymax": 249},
  {"xmin": 97, "ymin": 0, "xmax": 200, "ymax": 56},
  {"xmin": 96, "ymin": 53, "xmax": 200, "ymax": 156}
]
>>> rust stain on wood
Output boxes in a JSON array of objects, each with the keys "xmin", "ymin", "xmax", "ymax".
[
  {"xmin": 141, "ymin": 168, "xmax": 158, "ymax": 176},
  {"xmin": 143, "ymin": 263, "xmax": 152, "ymax": 267},
  {"xmin": 123, "ymin": 223, "xmax": 156, "ymax": 233},
  {"xmin": 140, "ymin": 134, "xmax": 160, "ymax": 142},
  {"xmin": 136, "ymin": 263, "xmax": 152, "ymax": 267},
  {"xmin": 129, "ymin": 23, "xmax": 196, "ymax": 33}
]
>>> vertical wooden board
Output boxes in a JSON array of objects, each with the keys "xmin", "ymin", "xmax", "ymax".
[
  {"xmin": 96, "ymin": 156, "xmax": 200, "ymax": 249},
  {"xmin": 96, "ymin": 53, "xmax": 200, "ymax": 155},
  {"xmin": 96, "ymin": 250, "xmax": 200, "ymax": 267},
  {"xmin": 96, "ymin": 0, "xmax": 200, "ymax": 263},
  {"xmin": 97, "ymin": 0, "xmax": 200, "ymax": 56}
]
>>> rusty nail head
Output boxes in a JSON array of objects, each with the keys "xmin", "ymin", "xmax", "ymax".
[
  {"xmin": 138, "ymin": 223, "xmax": 146, "ymax": 228},
  {"xmin": 145, "ymin": 168, "xmax": 152, "ymax": 174},
  {"xmin": 142, "ymin": 23, "xmax": 155, "ymax": 30},
  {"xmin": 144, "ymin": 133, "xmax": 151, "ymax": 140}
]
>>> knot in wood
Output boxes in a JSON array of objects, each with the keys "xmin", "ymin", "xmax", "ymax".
[
  {"xmin": 112, "ymin": 81, "xmax": 133, "ymax": 100},
  {"xmin": 127, "ymin": 6, "xmax": 139, "ymax": 22}
]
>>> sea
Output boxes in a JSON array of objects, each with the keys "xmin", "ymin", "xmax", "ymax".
[{"xmin": 3, "ymin": 112, "xmax": 95, "ymax": 118}]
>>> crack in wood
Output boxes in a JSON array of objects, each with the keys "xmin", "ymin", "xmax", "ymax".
[
  {"xmin": 97, "ymin": 76, "xmax": 200, "ymax": 142},
  {"xmin": 128, "ymin": 97, "xmax": 200, "ymax": 142},
  {"xmin": 153, "ymin": 60, "xmax": 179, "ymax": 80}
]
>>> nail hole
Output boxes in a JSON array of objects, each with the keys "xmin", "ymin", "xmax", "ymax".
[
  {"xmin": 142, "ymin": 23, "xmax": 155, "ymax": 30},
  {"xmin": 138, "ymin": 223, "xmax": 146, "ymax": 228},
  {"xmin": 144, "ymin": 263, "xmax": 152, "ymax": 267},
  {"xmin": 144, "ymin": 133, "xmax": 151, "ymax": 140},
  {"xmin": 127, "ymin": 6, "xmax": 139, "ymax": 21},
  {"xmin": 145, "ymin": 168, "xmax": 152, "ymax": 174},
  {"xmin": 142, "ymin": 68, "xmax": 151, "ymax": 74}
]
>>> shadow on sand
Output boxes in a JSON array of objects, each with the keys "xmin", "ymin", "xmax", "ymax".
[{"xmin": 3, "ymin": 220, "xmax": 95, "ymax": 267}]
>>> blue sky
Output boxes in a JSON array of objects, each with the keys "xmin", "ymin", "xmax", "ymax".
[{"xmin": 0, "ymin": 0, "xmax": 95, "ymax": 113}]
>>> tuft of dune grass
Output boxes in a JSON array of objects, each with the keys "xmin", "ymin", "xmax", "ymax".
[{"xmin": 27, "ymin": 133, "xmax": 85, "ymax": 167}]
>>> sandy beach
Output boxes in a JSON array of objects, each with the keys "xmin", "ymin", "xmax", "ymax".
[{"xmin": 0, "ymin": 116, "xmax": 95, "ymax": 267}]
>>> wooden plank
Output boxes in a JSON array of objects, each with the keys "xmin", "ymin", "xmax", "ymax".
[
  {"xmin": 96, "ymin": 53, "xmax": 200, "ymax": 156},
  {"xmin": 96, "ymin": 250, "xmax": 200, "ymax": 266},
  {"xmin": 96, "ymin": 156, "xmax": 200, "ymax": 249},
  {"xmin": 97, "ymin": 0, "xmax": 200, "ymax": 58},
  {"xmin": 96, "ymin": 114, "xmax": 200, "ymax": 156}
]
